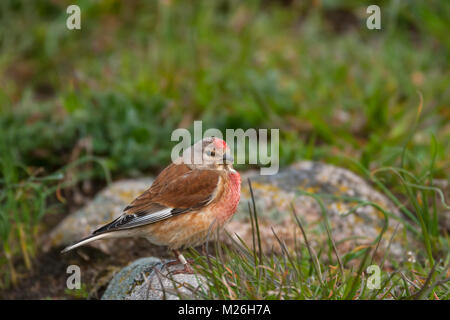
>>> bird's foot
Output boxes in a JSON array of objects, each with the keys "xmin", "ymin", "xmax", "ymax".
[
  {"xmin": 167, "ymin": 263, "xmax": 195, "ymax": 276},
  {"xmin": 164, "ymin": 258, "xmax": 194, "ymax": 268},
  {"xmin": 165, "ymin": 250, "xmax": 195, "ymax": 275}
]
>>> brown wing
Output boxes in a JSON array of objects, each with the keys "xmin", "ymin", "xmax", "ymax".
[{"xmin": 93, "ymin": 164, "xmax": 222, "ymax": 234}]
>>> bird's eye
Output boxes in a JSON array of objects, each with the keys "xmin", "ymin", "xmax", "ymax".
[{"xmin": 207, "ymin": 150, "xmax": 216, "ymax": 157}]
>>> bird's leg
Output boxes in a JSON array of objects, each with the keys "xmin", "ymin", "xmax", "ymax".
[
  {"xmin": 165, "ymin": 250, "xmax": 194, "ymax": 275},
  {"xmin": 201, "ymin": 244, "xmax": 208, "ymax": 256},
  {"xmin": 165, "ymin": 250, "xmax": 194, "ymax": 266}
]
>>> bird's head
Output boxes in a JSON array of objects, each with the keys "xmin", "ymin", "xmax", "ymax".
[{"xmin": 180, "ymin": 137, "xmax": 234, "ymax": 171}]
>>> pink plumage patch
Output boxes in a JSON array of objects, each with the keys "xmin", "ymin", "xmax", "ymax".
[
  {"xmin": 213, "ymin": 138, "xmax": 227, "ymax": 149},
  {"xmin": 214, "ymin": 170, "xmax": 241, "ymax": 223}
]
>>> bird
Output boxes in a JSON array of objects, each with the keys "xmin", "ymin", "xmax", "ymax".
[{"xmin": 61, "ymin": 137, "xmax": 241, "ymax": 273}]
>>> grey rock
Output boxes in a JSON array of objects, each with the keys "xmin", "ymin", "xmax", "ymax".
[
  {"xmin": 229, "ymin": 161, "xmax": 407, "ymax": 260},
  {"xmin": 43, "ymin": 178, "xmax": 153, "ymax": 253},
  {"xmin": 102, "ymin": 257, "xmax": 208, "ymax": 300}
]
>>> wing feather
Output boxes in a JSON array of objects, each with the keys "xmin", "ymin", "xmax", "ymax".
[{"xmin": 93, "ymin": 164, "xmax": 222, "ymax": 234}]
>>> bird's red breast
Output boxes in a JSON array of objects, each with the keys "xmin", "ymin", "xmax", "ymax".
[{"xmin": 213, "ymin": 170, "xmax": 241, "ymax": 223}]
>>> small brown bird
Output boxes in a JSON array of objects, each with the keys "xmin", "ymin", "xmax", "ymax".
[{"xmin": 62, "ymin": 137, "xmax": 241, "ymax": 273}]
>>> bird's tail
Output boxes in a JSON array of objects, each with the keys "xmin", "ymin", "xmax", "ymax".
[{"xmin": 61, "ymin": 233, "xmax": 110, "ymax": 254}]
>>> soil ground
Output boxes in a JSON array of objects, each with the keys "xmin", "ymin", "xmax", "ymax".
[{"xmin": 0, "ymin": 239, "xmax": 170, "ymax": 300}]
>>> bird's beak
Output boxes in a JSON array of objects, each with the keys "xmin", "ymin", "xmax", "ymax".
[{"xmin": 223, "ymin": 152, "xmax": 234, "ymax": 164}]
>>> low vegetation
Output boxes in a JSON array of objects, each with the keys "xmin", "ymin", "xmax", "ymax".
[{"xmin": 0, "ymin": 0, "xmax": 448, "ymax": 298}]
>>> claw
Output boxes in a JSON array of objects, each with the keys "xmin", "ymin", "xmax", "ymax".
[
  {"xmin": 167, "ymin": 263, "xmax": 195, "ymax": 276},
  {"xmin": 164, "ymin": 250, "xmax": 195, "ymax": 275},
  {"xmin": 164, "ymin": 258, "xmax": 194, "ymax": 268}
]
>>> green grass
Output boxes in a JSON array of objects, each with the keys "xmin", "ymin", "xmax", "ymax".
[
  {"xmin": 0, "ymin": 0, "xmax": 449, "ymax": 296},
  {"xmin": 0, "ymin": 0, "xmax": 448, "ymax": 175},
  {"xmin": 0, "ymin": 139, "xmax": 61, "ymax": 286},
  {"xmin": 186, "ymin": 164, "xmax": 449, "ymax": 300},
  {"xmin": 0, "ymin": 136, "xmax": 110, "ymax": 287}
]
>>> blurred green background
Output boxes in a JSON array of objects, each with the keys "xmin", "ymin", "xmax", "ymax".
[{"xmin": 0, "ymin": 0, "xmax": 449, "ymax": 288}]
